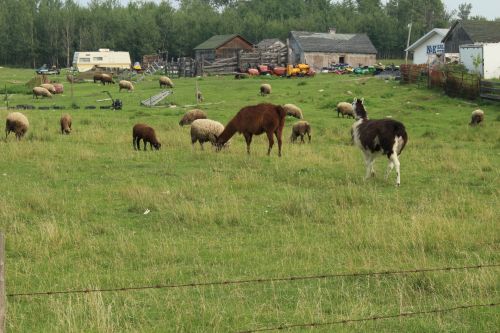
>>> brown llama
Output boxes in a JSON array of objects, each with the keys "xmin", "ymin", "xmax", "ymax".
[{"xmin": 215, "ymin": 103, "xmax": 287, "ymax": 156}]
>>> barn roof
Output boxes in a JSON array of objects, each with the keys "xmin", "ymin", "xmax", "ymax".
[
  {"xmin": 194, "ymin": 34, "xmax": 253, "ymax": 50},
  {"xmin": 290, "ymin": 31, "xmax": 377, "ymax": 54},
  {"xmin": 256, "ymin": 38, "xmax": 284, "ymax": 49},
  {"xmin": 406, "ymin": 28, "xmax": 449, "ymax": 52},
  {"xmin": 442, "ymin": 20, "xmax": 500, "ymax": 43}
]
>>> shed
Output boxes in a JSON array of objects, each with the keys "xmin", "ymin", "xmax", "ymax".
[
  {"xmin": 442, "ymin": 20, "xmax": 500, "ymax": 53},
  {"xmin": 72, "ymin": 49, "xmax": 131, "ymax": 72},
  {"xmin": 459, "ymin": 43, "xmax": 500, "ymax": 79},
  {"xmin": 194, "ymin": 34, "xmax": 253, "ymax": 62},
  {"xmin": 405, "ymin": 28, "xmax": 449, "ymax": 64},
  {"xmin": 288, "ymin": 29, "xmax": 377, "ymax": 70}
]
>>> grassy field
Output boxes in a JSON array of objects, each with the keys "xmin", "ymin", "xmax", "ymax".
[{"xmin": 0, "ymin": 67, "xmax": 498, "ymax": 332}]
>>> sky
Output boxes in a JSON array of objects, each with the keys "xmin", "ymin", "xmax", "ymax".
[{"xmin": 76, "ymin": 0, "xmax": 499, "ymax": 20}]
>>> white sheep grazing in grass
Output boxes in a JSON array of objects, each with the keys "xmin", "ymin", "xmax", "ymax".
[
  {"xmin": 5, "ymin": 112, "xmax": 29, "ymax": 140},
  {"xmin": 260, "ymin": 83, "xmax": 271, "ymax": 96},
  {"xmin": 290, "ymin": 120, "xmax": 311, "ymax": 143},
  {"xmin": 283, "ymin": 104, "xmax": 303, "ymax": 119},
  {"xmin": 336, "ymin": 102, "xmax": 355, "ymax": 118},
  {"xmin": 40, "ymin": 83, "xmax": 56, "ymax": 94},
  {"xmin": 32, "ymin": 86, "xmax": 52, "ymax": 99},
  {"xmin": 119, "ymin": 80, "xmax": 134, "ymax": 92},
  {"xmin": 190, "ymin": 119, "xmax": 229, "ymax": 150},
  {"xmin": 469, "ymin": 109, "xmax": 484, "ymax": 126},
  {"xmin": 159, "ymin": 76, "xmax": 174, "ymax": 88}
]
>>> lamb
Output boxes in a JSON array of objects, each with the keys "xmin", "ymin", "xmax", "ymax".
[
  {"xmin": 215, "ymin": 103, "xmax": 287, "ymax": 156},
  {"xmin": 336, "ymin": 102, "xmax": 355, "ymax": 118},
  {"xmin": 32, "ymin": 86, "xmax": 52, "ymax": 99},
  {"xmin": 119, "ymin": 80, "xmax": 134, "ymax": 92},
  {"xmin": 283, "ymin": 104, "xmax": 303, "ymax": 119},
  {"xmin": 290, "ymin": 120, "xmax": 311, "ymax": 143},
  {"xmin": 100, "ymin": 74, "xmax": 115, "ymax": 85},
  {"xmin": 179, "ymin": 109, "xmax": 207, "ymax": 126},
  {"xmin": 132, "ymin": 123, "xmax": 161, "ymax": 151},
  {"xmin": 469, "ymin": 109, "xmax": 484, "ymax": 126},
  {"xmin": 190, "ymin": 119, "xmax": 229, "ymax": 150},
  {"xmin": 351, "ymin": 98, "xmax": 408, "ymax": 186},
  {"xmin": 5, "ymin": 112, "xmax": 29, "ymax": 140},
  {"xmin": 260, "ymin": 83, "xmax": 271, "ymax": 96},
  {"xmin": 40, "ymin": 83, "xmax": 56, "ymax": 94},
  {"xmin": 60, "ymin": 114, "xmax": 72, "ymax": 134},
  {"xmin": 159, "ymin": 76, "xmax": 174, "ymax": 88}
]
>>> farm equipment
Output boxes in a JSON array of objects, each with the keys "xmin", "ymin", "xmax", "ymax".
[
  {"xmin": 286, "ymin": 64, "xmax": 315, "ymax": 77},
  {"xmin": 103, "ymin": 91, "xmax": 122, "ymax": 110}
]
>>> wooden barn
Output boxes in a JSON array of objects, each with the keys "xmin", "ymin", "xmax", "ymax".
[
  {"xmin": 442, "ymin": 20, "xmax": 500, "ymax": 53},
  {"xmin": 194, "ymin": 34, "xmax": 253, "ymax": 62},
  {"xmin": 288, "ymin": 29, "xmax": 377, "ymax": 70}
]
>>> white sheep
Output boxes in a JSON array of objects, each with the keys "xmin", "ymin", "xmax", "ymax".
[
  {"xmin": 119, "ymin": 80, "xmax": 134, "ymax": 92},
  {"xmin": 337, "ymin": 102, "xmax": 355, "ymax": 118},
  {"xmin": 32, "ymin": 86, "xmax": 52, "ymax": 99},
  {"xmin": 40, "ymin": 83, "xmax": 56, "ymax": 94},
  {"xmin": 190, "ymin": 119, "xmax": 229, "ymax": 150},
  {"xmin": 260, "ymin": 83, "xmax": 271, "ymax": 96},
  {"xmin": 283, "ymin": 104, "xmax": 303, "ymax": 119},
  {"xmin": 469, "ymin": 109, "xmax": 484, "ymax": 126},
  {"xmin": 5, "ymin": 112, "xmax": 29, "ymax": 140},
  {"xmin": 159, "ymin": 76, "xmax": 174, "ymax": 88}
]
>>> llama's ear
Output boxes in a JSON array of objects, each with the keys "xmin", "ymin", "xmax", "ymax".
[
  {"xmin": 352, "ymin": 97, "xmax": 356, "ymax": 103},
  {"xmin": 361, "ymin": 97, "xmax": 364, "ymax": 103}
]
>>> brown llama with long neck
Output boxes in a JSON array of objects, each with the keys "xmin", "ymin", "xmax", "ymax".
[{"xmin": 215, "ymin": 103, "xmax": 287, "ymax": 156}]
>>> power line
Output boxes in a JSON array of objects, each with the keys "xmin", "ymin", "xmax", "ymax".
[
  {"xmin": 7, "ymin": 263, "xmax": 499, "ymax": 298},
  {"xmin": 236, "ymin": 302, "xmax": 499, "ymax": 333}
]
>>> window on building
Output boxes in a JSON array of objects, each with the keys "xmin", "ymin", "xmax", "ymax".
[
  {"xmin": 339, "ymin": 56, "xmax": 345, "ymax": 64},
  {"xmin": 80, "ymin": 58, "xmax": 90, "ymax": 62},
  {"xmin": 93, "ymin": 57, "xmax": 103, "ymax": 61}
]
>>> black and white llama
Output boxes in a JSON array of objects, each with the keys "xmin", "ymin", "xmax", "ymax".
[{"xmin": 351, "ymin": 98, "xmax": 408, "ymax": 186}]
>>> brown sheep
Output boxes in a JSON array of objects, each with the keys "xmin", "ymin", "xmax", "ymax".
[
  {"xmin": 32, "ymin": 86, "xmax": 52, "ymax": 99},
  {"xmin": 133, "ymin": 123, "xmax": 161, "ymax": 151},
  {"xmin": 100, "ymin": 74, "xmax": 115, "ymax": 85},
  {"xmin": 260, "ymin": 83, "xmax": 271, "ymax": 96},
  {"xmin": 159, "ymin": 76, "xmax": 174, "ymax": 88},
  {"xmin": 93, "ymin": 73, "xmax": 103, "ymax": 83},
  {"xmin": 119, "ymin": 80, "xmax": 134, "ymax": 92},
  {"xmin": 469, "ymin": 109, "xmax": 484, "ymax": 126},
  {"xmin": 179, "ymin": 109, "xmax": 207, "ymax": 126},
  {"xmin": 60, "ymin": 114, "xmax": 72, "ymax": 134},
  {"xmin": 290, "ymin": 120, "xmax": 311, "ymax": 143},
  {"xmin": 5, "ymin": 112, "xmax": 29, "ymax": 140}
]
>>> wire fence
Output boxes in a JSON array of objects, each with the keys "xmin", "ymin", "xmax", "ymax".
[
  {"xmin": 236, "ymin": 302, "xmax": 499, "ymax": 333},
  {"xmin": 7, "ymin": 263, "xmax": 499, "ymax": 298}
]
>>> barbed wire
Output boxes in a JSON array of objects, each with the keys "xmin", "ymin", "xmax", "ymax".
[
  {"xmin": 236, "ymin": 302, "xmax": 499, "ymax": 333},
  {"xmin": 7, "ymin": 263, "xmax": 499, "ymax": 298}
]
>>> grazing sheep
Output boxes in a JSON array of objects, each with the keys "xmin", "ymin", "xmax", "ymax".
[
  {"xmin": 283, "ymin": 104, "xmax": 303, "ymax": 119},
  {"xmin": 260, "ymin": 83, "xmax": 271, "ymax": 96},
  {"xmin": 93, "ymin": 73, "xmax": 103, "ymax": 83},
  {"xmin": 32, "ymin": 86, "xmax": 52, "ymax": 99},
  {"xmin": 469, "ymin": 109, "xmax": 484, "ymax": 126},
  {"xmin": 290, "ymin": 120, "xmax": 311, "ymax": 143},
  {"xmin": 132, "ymin": 123, "xmax": 161, "ymax": 151},
  {"xmin": 53, "ymin": 83, "xmax": 64, "ymax": 94},
  {"xmin": 40, "ymin": 83, "xmax": 56, "ymax": 94},
  {"xmin": 215, "ymin": 103, "xmax": 287, "ymax": 157},
  {"xmin": 100, "ymin": 74, "xmax": 115, "ymax": 85},
  {"xmin": 5, "ymin": 112, "xmax": 29, "ymax": 140},
  {"xmin": 159, "ymin": 76, "xmax": 174, "ymax": 88},
  {"xmin": 351, "ymin": 98, "xmax": 408, "ymax": 186},
  {"xmin": 179, "ymin": 109, "xmax": 207, "ymax": 126},
  {"xmin": 337, "ymin": 102, "xmax": 355, "ymax": 118},
  {"xmin": 60, "ymin": 114, "xmax": 72, "ymax": 134},
  {"xmin": 190, "ymin": 119, "xmax": 229, "ymax": 150},
  {"xmin": 119, "ymin": 80, "xmax": 134, "ymax": 92}
]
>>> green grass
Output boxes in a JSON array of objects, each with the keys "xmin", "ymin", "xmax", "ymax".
[{"xmin": 0, "ymin": 67, "xmax": 499, "ymax": 332}]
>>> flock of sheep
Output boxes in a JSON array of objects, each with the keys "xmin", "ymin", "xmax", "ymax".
[{"xmin": 6, "ymin": 75, "xmax": 486, "ymax": 185}]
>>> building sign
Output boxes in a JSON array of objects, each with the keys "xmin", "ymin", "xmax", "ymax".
[{"xmin": 427, "ymin": 43, "xmax": 445, "ymax": 54}]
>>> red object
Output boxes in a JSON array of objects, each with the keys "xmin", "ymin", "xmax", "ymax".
[
  {"xmin": 307, "ymin": 69, "xmax": 316, "ymax": 77},
  {"xmin": 247, "ymin": 68, "xmax": 259, "ymax": 75},
  {"xmin": 258, "ymin": 65, "xmax": 271, "ymax": 74},
  {"xmin": 273, "ymin": 67, "xmax": 286, "ymax": 76}
]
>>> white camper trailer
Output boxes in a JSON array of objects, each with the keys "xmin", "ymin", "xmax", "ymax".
[{"xmin": 72, "ymin": 49, "xmax": 131, "ymax": 72}]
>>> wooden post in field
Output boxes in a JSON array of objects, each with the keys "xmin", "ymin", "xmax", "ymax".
[{"xmin": 0, "ymin": 233, "xmax": 5, "ymax": 333}]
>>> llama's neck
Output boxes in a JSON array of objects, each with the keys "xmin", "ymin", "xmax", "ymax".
[{"xmin": 218, "ymin": 120, "xmax": 238, "ymax": 144}]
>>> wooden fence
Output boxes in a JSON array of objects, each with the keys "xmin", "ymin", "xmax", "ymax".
[{"xmin": 480, "ymin": 80, "xmax": 500, "ymax": 101}]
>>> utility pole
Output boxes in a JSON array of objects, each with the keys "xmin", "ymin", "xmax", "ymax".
[{"xmin": 405, "ymin": 23, "xmax": 413, "ymax": 64}]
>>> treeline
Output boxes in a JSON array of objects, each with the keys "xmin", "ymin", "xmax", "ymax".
[{"xmin": 0, "ymin": 0, "xmax": 492, "ymax": 68}]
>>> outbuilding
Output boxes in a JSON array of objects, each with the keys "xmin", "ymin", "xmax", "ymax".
[
  {"xmin": 405, "ymin": 28, "xmax": 449, "ymax": 64},
  {"xmin": 288, "ymin": 29, "xmax": 377, "ymax": 70},
  {"xmin": 194, "ymin": 34, "xmax": 253, "ymax": 62},
  {"xmin": 72, "ymin": 49, "xmax": 131, "ymax": 72}
]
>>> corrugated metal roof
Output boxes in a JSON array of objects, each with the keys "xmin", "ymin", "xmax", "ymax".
[
  {"xmin": 194, "ymin": 34, "xmax": 252, "ymax": 50},
  {"xmin": 290, "ymin": 31, "xmax": 377, "ymax": 54}
]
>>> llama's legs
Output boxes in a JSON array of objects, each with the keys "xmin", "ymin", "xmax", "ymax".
[
  {"xmin": 300, "ymin": 134, "xmax": 305, "ymax": 143},
  {"xmin": 243, "ymin": 133, "xmax": 253, "ymax": 154},
  {"xmin": 199, "ymin": 141, "xmax": 204, "ymax": 150},
  {"xmin": 385, "ymin": 159, "xmax": 395, "ymax": 180},
  {"xmin": 266, "ymin": 131, "xmax": 274, "ymax": 155},
  {"xmin": 275, "ymin": 129, "xmax": 282, "ymax": 157},
  {"xmin": 364, "ymin": 152, "xmax": 375, "ymax": 179},
  {"xmin": 133, "ymin": 137, "xmax": 137, "ymax": 150},
  {"xmin": 389, "ymin": 153, "xmax": 401, "ymax": 186},
  {"xmin": 307, "ymin": 132, "xmax": 311, "ymax": 143}
]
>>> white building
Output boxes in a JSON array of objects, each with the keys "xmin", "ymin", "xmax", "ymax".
[
  {"xmin": 405, "ymin": 28, "xmax": 449, "ymax": 64},
  {"xmin": 459, "ymin": 43, "xmax": 500, "ymax": 79},
  {"xmin": 72, "ymin": 49, "xmax": 131, "ymax": 72}
]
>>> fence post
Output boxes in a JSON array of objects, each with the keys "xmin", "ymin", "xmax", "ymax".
[{"xmin": 0, "ymin": 233, "xmax": 5, "ymax": 333}]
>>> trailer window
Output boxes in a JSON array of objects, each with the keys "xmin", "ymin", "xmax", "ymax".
[
  {"xmin": 80, "ymin": 58, "xmax": 90, "ymax": 62},
  {"xmin": 93, "ymin": 57, "xmax": 103, "ymax": 61}
]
